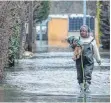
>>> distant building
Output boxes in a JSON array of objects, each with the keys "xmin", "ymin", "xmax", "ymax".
[{"xmin": 48, "ymin": 14, "xmax": 95, "ymax": 47}]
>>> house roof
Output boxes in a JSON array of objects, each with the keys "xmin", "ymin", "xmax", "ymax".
[{"xmin": 48, "ymin": 14, "xmax": 94, "ymax": 18}]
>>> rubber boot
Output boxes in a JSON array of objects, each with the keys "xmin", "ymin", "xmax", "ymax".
[
  {"xmin": 79, "ymin": 83, "xmax": 85, "ymax": 97},
  {"xmin": 85, "ymin": 82, "xmax": 90, "ymax": 93}
]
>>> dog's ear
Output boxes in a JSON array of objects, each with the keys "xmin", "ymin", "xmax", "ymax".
[
  {"xmin": 67, "ymin": 37, "xmax": 73, "ymax": 44},
  {"xmin": 67, "ymin": 36, "xmax": 75, "ymax": 43}
]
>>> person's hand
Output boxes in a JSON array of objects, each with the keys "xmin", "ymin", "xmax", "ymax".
[{"xmin": 97, "ymin": 60, "xmax": 101, "ymax": 65}]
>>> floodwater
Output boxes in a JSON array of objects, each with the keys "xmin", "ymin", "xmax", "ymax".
[{"xmin": 0, "ymin": 51, "xmax": 110, "ymax": 102}]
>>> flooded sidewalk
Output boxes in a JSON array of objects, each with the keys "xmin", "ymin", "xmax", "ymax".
[{"xmin": 0, "ymin": 52, "xmax": 110, "ymax": 102}]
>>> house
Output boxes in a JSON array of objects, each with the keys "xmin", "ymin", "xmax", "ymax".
[{"xmin": 48, "ymin": 14, "xmax": 99, "ymax": 47}]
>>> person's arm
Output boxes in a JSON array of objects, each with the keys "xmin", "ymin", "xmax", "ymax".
[{"xmin": 92, "ymin": 40, "xmax": 101, "ymax": 64}]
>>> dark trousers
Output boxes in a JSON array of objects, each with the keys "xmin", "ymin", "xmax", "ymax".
[{"xmin": 76, "ymin": 55, "xmax": 94, "ymax": 84}]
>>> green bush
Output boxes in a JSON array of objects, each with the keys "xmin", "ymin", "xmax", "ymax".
[
  {"xmin": 97, "ymin": 1, "xmax": 110, "ymax": 49},
  {"xmin": 8, "ymin": 23, "xmax": 20, "ymax": 67},
  {"xmin": 97, "ymin": 1, "xmax": 102, "ymax": 39}
]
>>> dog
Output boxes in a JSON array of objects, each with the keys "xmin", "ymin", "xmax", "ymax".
[
  {"xmin": 67, "ymin": 36, "xmax": 83, "ymax": 61},
  {"xmin": 72, "ymin": 46, "xmax": 83, "ymax": 61}
]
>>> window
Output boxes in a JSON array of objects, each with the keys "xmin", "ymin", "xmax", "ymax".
[
  {"xmin": 69, "ymin": 17, "xmax": 83, "ymax": 31},
  {"xmin": 69, "ymin": 16, "xmax": 94, "ymax": 32},
  {"xmin": 69, "ymin": 18, "xmax": 74, "ymax": 32},
  {"xmin": 90, "ymin": 17, "xmax": 94, "ymax": 30}
]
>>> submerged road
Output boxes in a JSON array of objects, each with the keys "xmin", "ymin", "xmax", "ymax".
[{"xmin": 0, "ymin": 52, "xmax": 110, "ymax": 102}]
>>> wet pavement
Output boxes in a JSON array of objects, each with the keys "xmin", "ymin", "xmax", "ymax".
[{"xmin": 0, "ymin": 51, "xmax": 110, "ymax": 102}]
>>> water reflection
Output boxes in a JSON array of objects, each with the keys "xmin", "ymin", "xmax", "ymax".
[
  {"xmin": 0, "ymin": 86, "xmax": 4, "ymax": 102},
  {"xmin": 36, "ymin": 40, "xmax": 48, "ymax": 52},
  {"xmin": 36, "ymin": 40, "xmax": 69, "ymax": 53},
  {"xmin": 0, "ymin": 48, "xmax": 109, "ymax": 102}
]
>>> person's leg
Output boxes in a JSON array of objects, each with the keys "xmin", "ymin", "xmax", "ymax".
[
  {"xmin": 84, "ymin": 62, "xmax": 94, "ymax": 92},
  {"xmin": 76, "ymin": 57, "xmax": 85, "ymax": 93},
  {"xmin": 82, "ymin": 44, "xmax": 94, "ymax": 92},
  {"xmin": 76, "ymin": 57, "xmax": 83, "ymax": 84}
]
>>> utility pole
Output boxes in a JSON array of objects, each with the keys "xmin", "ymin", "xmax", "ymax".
[{"xmin": 83, "ymin": 0, "xmax": 86, "ymax": 25}]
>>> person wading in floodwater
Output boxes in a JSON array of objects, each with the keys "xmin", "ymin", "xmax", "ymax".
[{"xmin": 67, "ymin": 25, "xmax": 101, "ymax": 94}]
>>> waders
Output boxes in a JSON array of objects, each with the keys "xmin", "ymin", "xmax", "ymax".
[{"xmin": 76, "ymin": 40, "xmax": 94, "ymax": 98}]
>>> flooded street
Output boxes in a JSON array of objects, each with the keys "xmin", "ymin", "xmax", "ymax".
[
  {"xmin": 0, "ymin": 51, "xmax": 110, "ymax": 102},
  {"xmin": 0, "ymin": 0, "xmax": 110, "ymax": 102}
]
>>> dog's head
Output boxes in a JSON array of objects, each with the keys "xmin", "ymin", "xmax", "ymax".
[
  {"xmin": 67, "ymin": 36, "xmax": 81, "ymax": 49},
  {"xmin": 67, "ymin": 36, "xmax": 75, "ymax": 44}
]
